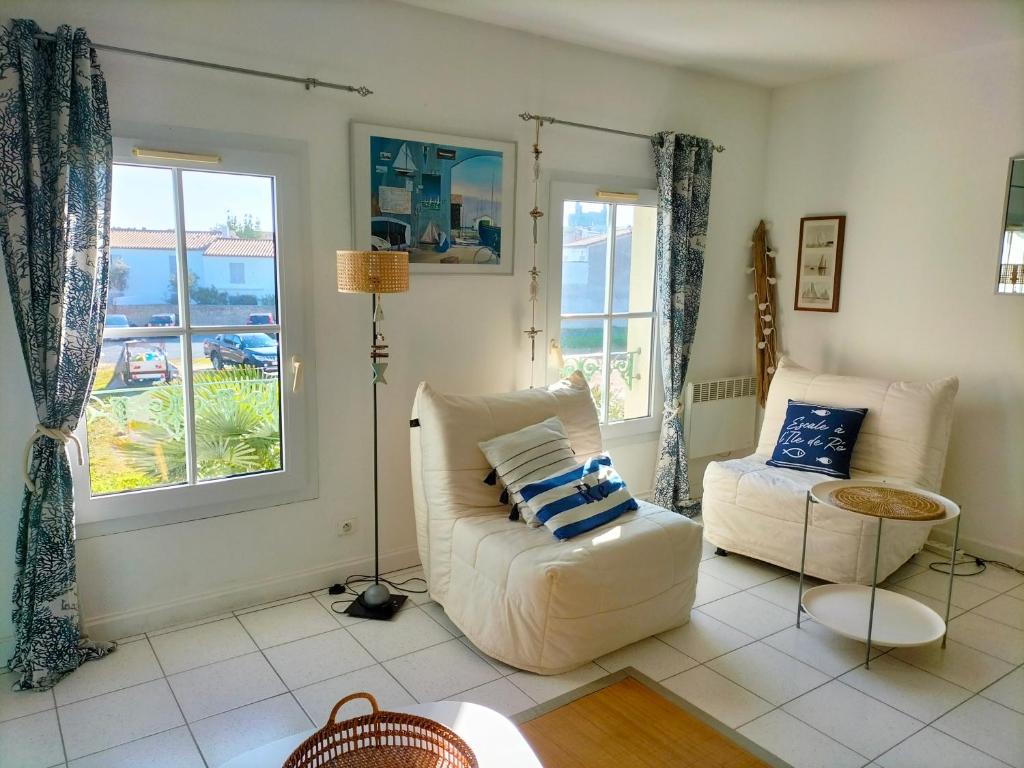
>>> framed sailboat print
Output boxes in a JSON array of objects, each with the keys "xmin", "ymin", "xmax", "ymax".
[
  {"xmin": 795, "ymin": 215, "xmax": 845, "ymax": 311},
  {"xmin": 351, "ymin": 122, "xmax": 516, "ymax": 275}
]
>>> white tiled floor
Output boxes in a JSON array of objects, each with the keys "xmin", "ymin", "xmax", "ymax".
[{"xmin": 1, "ymin": 548, "xmax": 1022, "ymax": 768}]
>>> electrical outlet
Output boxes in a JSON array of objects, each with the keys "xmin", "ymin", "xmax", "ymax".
[{"xmin": 338, "ymin": 519, "xmax": 356, "ymax": 536}]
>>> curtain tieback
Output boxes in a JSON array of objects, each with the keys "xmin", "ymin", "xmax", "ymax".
[
  {"xmin": 22, "ymin": 425, "xmax": 84, "ymax": 492},
  {"xmin": 663, "ymin": 399, "xmax": 683, "ymax": 421}
]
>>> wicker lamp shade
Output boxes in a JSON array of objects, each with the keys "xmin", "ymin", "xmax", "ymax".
[{"xmin": 337, "ymin": 250, "xmax": 409, "ymax": 294}]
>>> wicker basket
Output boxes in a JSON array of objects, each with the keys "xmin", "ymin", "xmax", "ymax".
[{"xmin": 282, "ymin": 692, "xmax": 478, "ymax": 768}]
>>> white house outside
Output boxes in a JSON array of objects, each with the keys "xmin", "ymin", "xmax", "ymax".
[{"xmin": 108, "ymin": 228, "xmax": 277, "ymax": 325}]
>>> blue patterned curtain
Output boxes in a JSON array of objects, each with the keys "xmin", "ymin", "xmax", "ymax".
[
  {"xmin": 1, "ymin": 19, "xmax": 114, "ymax": 690},
  {"xmin": 650, "ymin": 132, "xmax": 713, "ymax": 517}
]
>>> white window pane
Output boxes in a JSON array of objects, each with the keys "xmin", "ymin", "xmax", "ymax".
[
  {"xmin": 108, "ymin": 165, "xmax": 179, "ymax": 328},
  {"xmin": 561, "ymin": 201, "xmax": 609, "ymax": 314},
  {"xmin": 611, "ymin": 205, "xmax": 657, "ymax": 314},
  {"xmin": 194, "ymin": 332, "xmax": 282, "ymax": 482},
  {"xmin": 609, "ymin": 318, "xmax": 652, "ymax": 422},
  {"xmin": 182, "ymin": 170, "xmax": 278, "ymax": 326},
  {"xmin": 560, "ymin": 318, "xmax": 605, "ymax": 416},
  {"xmin": 87, "ymin": 337, "xmax": 187, "ymax": 495},
  {"xmin": 998, "ymin": 231, "xmax": 1024, "ymax": 294}
]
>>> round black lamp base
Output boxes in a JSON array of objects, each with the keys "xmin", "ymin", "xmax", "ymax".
[
  {"xmin": 360, "ymin": 582, "xmax": 392, "ymax": 608},
  {"xmin": 345, "ymin": 584, "xmax": 407, "ymax": 621}
]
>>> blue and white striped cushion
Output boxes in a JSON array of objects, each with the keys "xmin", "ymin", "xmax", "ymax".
[{"xmin": 518, "ymin": 455, "xmax": 638, "ymax": 540}]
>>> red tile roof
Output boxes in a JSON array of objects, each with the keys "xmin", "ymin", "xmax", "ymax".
[
  {"xmin": 204, "ymin": 238, "xmax": 276, "ymax": 258},
  {"xmin": 110, "ymin": 229, "xmax": 275, "ymax": 258},
  {"xmin": 110, "ymin": 229, "xmax": 219, "ymax": 250}
]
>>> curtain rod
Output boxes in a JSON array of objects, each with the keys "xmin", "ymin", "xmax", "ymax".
[
  {"xmin": 518, "ymin": 112, "xmax": 725, "ymax": 152},
  {"xmin": 32, "ymin": 33, "xmax": 373, "ymax": 96}
]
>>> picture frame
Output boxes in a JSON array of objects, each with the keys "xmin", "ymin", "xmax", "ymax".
[
  {"xmin": 795, "ymin": 215, "xmax": 845, "ymax": 312},
  {"xmin": 351, "ymin": 122, "xmax": 516, "ymax": 275}
]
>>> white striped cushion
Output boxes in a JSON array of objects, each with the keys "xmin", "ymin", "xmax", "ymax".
[
  {"xmin": 519, "ymin": 454, "xmax": 638, "ymax": 540},
  {"xmin": 478, "ymin": 416, "xmax": 579, "ymax": 526}
]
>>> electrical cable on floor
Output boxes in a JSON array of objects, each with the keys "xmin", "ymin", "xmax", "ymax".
[
  {"xmin": 326, "ymin": 574, "xmax": 428, "ymax": 614},
  {"xmin": 982, "ymin": 558, "xmax": 1024, "ymax": 576},
  {"xmin": 929, "ymin": 558, "xmax": 986, "ymax": 577},
  {"xmin": 928, "ymin": 554, "xmax": 1024, "ymax": 578}
]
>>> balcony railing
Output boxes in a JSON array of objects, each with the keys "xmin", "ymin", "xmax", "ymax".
[
  {"xmin": 561, "ymin": 349, "xmax": 642, "ymax": 391},
  {"xmin": 998, "ymin": 262, "xmax": 1024, "ymax": 294}
]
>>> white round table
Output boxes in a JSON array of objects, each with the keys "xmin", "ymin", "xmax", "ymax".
[
  {"xmin": 217, "ymin": 700, "xmax": 541, "ymax": 768},
  {"xmin": 796, "ymin": 480, "xmax": 961, "ymax": 669}
]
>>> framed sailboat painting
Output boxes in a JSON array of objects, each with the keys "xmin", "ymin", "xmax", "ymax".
[
  {"xmin": 795, "ymin": 215, "xmax": 845, "ymax": 311},
  {"xmin": 351, "ymin": 122, "xmax": 516, "ymax": 275}
]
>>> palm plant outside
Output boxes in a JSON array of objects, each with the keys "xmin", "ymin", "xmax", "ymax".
[{"xmin": 86, "ymin": 366, "xmax": 281, "ymax": 493}]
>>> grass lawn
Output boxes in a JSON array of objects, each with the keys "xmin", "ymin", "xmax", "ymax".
[
  {"xmin": 86, "ymin": 414, "xmax": 170, "ymax": 495},
  {"xmin": 93, "ymin": 362, "xmax": 115, "ymax": 391}
]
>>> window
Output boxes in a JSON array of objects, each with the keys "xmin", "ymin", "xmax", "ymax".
[
  {"xmin": 548, "ymin": 182, "xmax": 661, "ymax": 436},
  {"xmin": 997, "ymin": 156, "xmax": 1023, "ymax": 295},
  {"xmin": 74, "ymin": 133, "xmax": 316, "ymax": 536}
]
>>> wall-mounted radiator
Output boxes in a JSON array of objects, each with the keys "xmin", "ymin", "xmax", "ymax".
[{"xmin": 683, "ymin": 375, "xmax": 757, "ymax": 459}]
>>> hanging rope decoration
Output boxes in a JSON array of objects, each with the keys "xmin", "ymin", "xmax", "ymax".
[
  {"xmin": 747, "ymin": 220, "xmax": 780, "ymax": 406},
  {"xmin": 522, "ymin": 114, "xmax": 546, "ymax": 387}
]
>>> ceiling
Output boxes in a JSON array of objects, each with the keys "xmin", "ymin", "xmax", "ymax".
[{"xmin": 397, "ymin": 0, "xmax": 1024, "ymax": 87}]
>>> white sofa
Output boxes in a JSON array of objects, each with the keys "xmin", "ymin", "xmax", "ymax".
[
  {"xmin": 410, "ymin": 375, "xmax": 703, "ymax": 675},
  {"xmin": 702, "ymin": 359, "xmax": 958, "ymax": 584}
]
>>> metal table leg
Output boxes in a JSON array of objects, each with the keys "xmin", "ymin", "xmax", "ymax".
[
  {"xmin": 865, "ymin": 517, "xmax": 883, "ymax": 669},
  {"xmin": 942, "ymin": 514, "xmax": 962, "ymax": 649},
  {"xmin": 797, "ymin": 491, "xmax": 811, "ymax": 629}
]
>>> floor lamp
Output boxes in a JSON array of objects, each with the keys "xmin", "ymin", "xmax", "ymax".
[{"xmin": 336, "ymin": 250, "xmax": 409, "ymax": 620}]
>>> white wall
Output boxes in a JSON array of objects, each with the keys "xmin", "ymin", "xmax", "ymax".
[
  {"xmin": 0, "ymin": 0, "xmax": 769, "ymax": 646},
  {"xmin": 764, "ymin": 39, "xmax": 1024, "ymax": 564}
]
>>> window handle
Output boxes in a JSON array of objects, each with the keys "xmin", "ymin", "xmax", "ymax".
[
  {"xmin": 291, "ymin": 355, "xmax": 303, "ymax": 393},
  {"xmin": 549, "ymin": 338, "xmax": 564, "ymax": 369}
]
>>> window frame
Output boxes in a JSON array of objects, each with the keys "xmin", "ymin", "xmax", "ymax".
[
  {"xmin": 995, "ymin": 154, "xmax": 1023, "ymax": 296},
  {"xmin": 547, "ymin": 181, "xmax": 663, "ymax": 440},
  {"xmin": 73, "ymin": 131, "xmax": 318, "ymax": 538}
]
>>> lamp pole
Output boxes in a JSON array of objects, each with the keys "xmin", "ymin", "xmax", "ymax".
[
  {"xmin": 362, "ymin": 291, "xmax": 390, "ymax": 607},
  {"xmin": 372, "ymin": 292, "xmax": 380, "ymax": 587}
]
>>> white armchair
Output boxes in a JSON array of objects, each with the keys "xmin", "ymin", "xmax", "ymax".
[
  {"xmin": 409, "ymin": 375, "xmax": 703, "ymax": 675},
  {"xmin": 702, "ymin": 358, "xmax": 958, "ymax": 584}
]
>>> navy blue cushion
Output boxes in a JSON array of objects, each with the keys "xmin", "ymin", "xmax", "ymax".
[{"xmin": 766, "ymin": 400, "xmax": 867, "ymax": 478}]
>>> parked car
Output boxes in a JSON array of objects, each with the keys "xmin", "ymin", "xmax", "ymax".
[
  {"xmin": 246, "ymin": 312, "xmax": 274, "ymax": 325},
  {"xmin": 105, "ymin": 314, "xmax": 131, "ymax": 331},
  {"xmin": 119, "ymin": 341, "xmax": 174, "ymax": 385},
  {"xmin": 148, "ymin": 313, "xmax": 175, "ymax": 327},
  {"xmin": 203, "ymin": 332, "xmax": 279, "ymax": 374}
]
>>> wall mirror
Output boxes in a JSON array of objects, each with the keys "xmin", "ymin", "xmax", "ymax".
[{"xmin": 997, "ymin": 155, "xmax": 1023, "ymax": 295}]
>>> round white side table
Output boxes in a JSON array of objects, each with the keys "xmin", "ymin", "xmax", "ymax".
[{"xmin": 795, "ymin": 480, "xmax": 961, "ymax": 669}]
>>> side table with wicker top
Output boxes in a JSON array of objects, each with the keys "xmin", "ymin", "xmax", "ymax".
[{"xmin": 795, "ymin": 480, "xmax": 961, "ymax": 669}]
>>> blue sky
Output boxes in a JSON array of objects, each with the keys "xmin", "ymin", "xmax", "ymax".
[
  {"xmin": 449, "ymin": 153, "xmax": 502, "ymax": 200},
  {"xmin": 562, "ymin": 200, "xmax": 636, "ymax": 227},
  {"xmin": 111, "ymin": 164, "xmax": 276, "ymax": 232}
]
